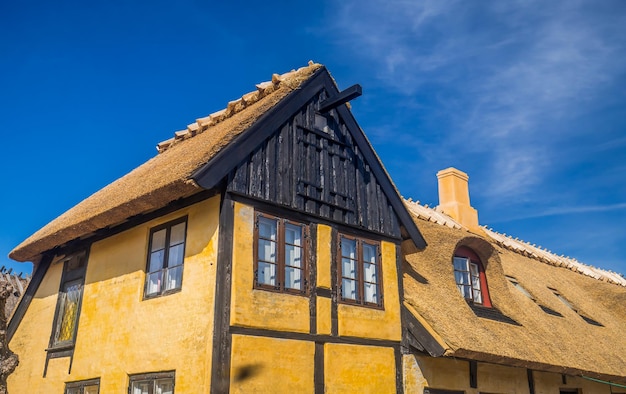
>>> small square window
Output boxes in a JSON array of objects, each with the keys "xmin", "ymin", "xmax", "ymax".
[{"xmin": 145, "ymin": 217, "xmax": 187, "ymax": 298}]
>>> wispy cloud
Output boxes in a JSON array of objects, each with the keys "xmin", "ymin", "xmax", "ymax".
[
  {"xmin": 487, "ymin": 202, "xmax": 626, "ymax": 223},
  {"xmin": 325, "ymin": 0, "xmax": 626, "ymax": 201}
]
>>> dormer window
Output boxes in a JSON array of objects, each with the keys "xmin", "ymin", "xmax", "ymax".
[{"xmin": 453, "ymin": 247, "xmax": 491, "ymax": 307}]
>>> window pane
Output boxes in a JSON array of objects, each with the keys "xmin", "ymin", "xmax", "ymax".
[
  {"xmin": 165, "ymin": 265, "xmax": 183, "ymax": 291},
  {"xmin": 342, "ymin": 258, "xmax": 357, "ymax": 279},
  {"xmin": 66, "ymin": 388, "xmax": 80, "ymax": 394},
  {"xmin": 132, "ymin": 381, "xmax": 151, "ymax": 394},
  {"xmin": 285, "ymin": 267, "xmax": 302, "ymax": 290},
  {"xmin": 258, "ymin": 262, "xmax": 276, "ymax": 286},
  {"xmin": 156, "ymin": 378, "xmax": 174, "ymax": 394},
  {"xmin": 363, "ymin": 262, "xmax": 377, "ymax": 283},
  {"xmin": 149, "ymin": 250, "xmax": 165, "ymax": 272},
  {"xmin": 469, "ymin": 262, "xmax": 479, "ymax": 276},
  {"xmin": 474, "ymin": 289, "xmax": 483, "ymax": 304},
  {"xmin": 463, "ymin": 285, "xmax": 472, "ymax": 299},
  {"xmin": 453, "ymin": 257, "xmax": 468, "ymax": 271},
  {"xmin": 151, "ymin": 229, "xmax": 166, "ymax": 252},
  {"xmin": 56, "ymin": 282, "xmax": 82, "ymax": 343},
  {"xmin": 258, "ymin": 217, "xmax": 277, "ymax": 240},
  {"xmin": 454, "ymin": 271, "xmax": 464, "ymax": 285},
  {"xmin": 168, "ymin": 243, "xmax": 185, "ymax": 267},
  {"xmin": 146, "ymin": 271, "xmax": 162, "ymax": 296},
  {"xmin": 258, "ymin": 239, "xmax": 276, "ymax": 263},
  {"xmin": 285, "ymin": 223, "xmax": 302, "ymax": 246},
  {"xmin": 84, "ymin": 385, "xmax": 99, "ymax": 394},
  {"xmin": 362, "ymin": 243, "xmax": 377, "ymax": 264},
  {"xmin": 341, "ymin": 237, "xmax": 356, "ymax": 259},
  {"xmin": 342, "ymin": 278, "xmax": 358, "ymax": 300},
  {"xmin": 170, "ymin": 222, "xmax": 186, "ymax": 245},
  {"xmin": 364, "ymin": 282, "xmax": 378, "ymax": 304},
  {"xmin": 472, "ymin": 275, "xmax": 481, "ymax": 290},
  {"xmin": 285, "ymin": 244, "xmax": 302, "ymax": 268}
]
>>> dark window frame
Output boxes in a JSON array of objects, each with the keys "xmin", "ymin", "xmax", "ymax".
[
  {"xmin": 65, "ymin": 378, "xmax": 100, "ymax": 394},
  {"xmin": 253, "ymin": 212, "xmax": 309, "ymax": 295},
  {"xmin": 337, "ymin": 233, "xmax": 384, "ymax": 309},
  {"xmin": 129, "ymin": 371, "xmax": 175, "ymax": 394},
  {"xmin": 144, "ymin": 216, "xmax": 188, "ymax": 299},
  {"xmin": 453, "ymin": 246, "xmax": 491, "ymax": 307},
  {"xmin": 48, "ymin": 252, "xmax": 88, "ymax": 351}
]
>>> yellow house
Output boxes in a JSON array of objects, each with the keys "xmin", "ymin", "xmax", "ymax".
[
  {"xmin": 6, "ymin": 63, "xmax": 626, "ymax": 393},
  {"xmin": 7, "ymin": 63, "xmax": 425, "ymax": 393},
  {"xmin": 401, "ymin": 168, "xmax": 626, "ymax": 394}
]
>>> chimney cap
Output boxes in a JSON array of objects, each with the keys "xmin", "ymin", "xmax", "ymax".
[{"xmin": 437, "ymin": 167, "xmax": 469, "ymax": 181}]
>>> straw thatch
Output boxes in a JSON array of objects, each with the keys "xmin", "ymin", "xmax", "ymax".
[
  {"xmin": 10, "ymin": 63, "xmax": 323, "ymax": 264},
  {"xmin": 403, "ymin": 204, "xmax": 626, "ymax": 382}
]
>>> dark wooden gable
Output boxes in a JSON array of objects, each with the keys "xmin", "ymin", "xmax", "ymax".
[{"xmin": 193, "ymin": 68, "xmax": 426, "ymax": 247}]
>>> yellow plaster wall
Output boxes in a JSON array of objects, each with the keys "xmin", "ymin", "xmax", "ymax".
[
  {"xmin": 316, "ymin": 296, "xmax": 332, "ymax": 335},
  {"xmin": 533, "ymin": 371, "xmax": 611, "ymax": 394},
  {"xmin": 230, "ymin": 334, "xmax": 315, "ymax": 393},
  {"xmin": 230, "ymin": 202, "xmax": 310, "ymax": 333},
  {"xmin": 316, "ymin": 224, "xmax": 332, "ymax": 289},
  {"xmin": 8, "ymin": 196, "xmax": 220, "ymax": 393},
  {"xmin": 325, "ymin": 343, "xmax": 396, "ymax": 394},
  {"xmin": 337, "ymin": 240, "xmax": 402, "ymax": 340},
  {"xmin": 478, "ymin": 362, "xmax": 528, "ymax": 393},
  {"xmin": 404, "ymin": 354, "xmax": 469, "ymax": 393}
]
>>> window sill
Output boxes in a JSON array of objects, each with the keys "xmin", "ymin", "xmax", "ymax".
[
  {"xmin": 338, "ymin": 299, "xmax": 385, "ymax": 311},
  {"xmin": 253, "ymin": 286, "xmax": 309, "ymax": 297},
  {"xmin": 142, "ymin": 287, "xmax": 182, "ymax": 301}
]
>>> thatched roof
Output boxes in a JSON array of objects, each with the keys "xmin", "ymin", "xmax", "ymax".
[
  {"xmin": 10, "ymin": 63, "xmax": 323, "ymax": 263},
  {"xmin": 403, "ymin": 200, "xmax": 626, "ymax": 382}
]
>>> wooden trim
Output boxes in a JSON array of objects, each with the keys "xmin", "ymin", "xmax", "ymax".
[
  {"xmin": 229, "ymin": 192, "xmax": 401, "ymax": 244},
  {"xmin": 192, "ymin": 67, "xmax": 327, "ymax": 190},
  {"xmin": 210, "ymin": 193, "xmax": 234, "ymax": 394},
  {"xmin": 314, "ymin": 341, "xmax": 324, "ymax": 394},
  {"xmin": 527, "ymin": 369, "xmax": 535, "ymax": 394},
  {"xmin": 330, "ymin": 228, "xmax": 338, "ymax": 337},
  {"xmin": 394, "ymin": 345, "xmax": 404, "ymax": 394},
  {"xmin": 402, "ymin": 306, "xmax": 446, "ymax": 357},
  {"xmin": 229, "ymin": 325, "xmax": 401, "ymax": 347},
  {"xmin": 309, "ymin": 224, "xmax": 318, "ymax": 334},
  {"xmin": 318, "ymin": 84, "xmax": 362, "ymax": 113},
  {"xmin": 330, "ymin": 80, "xmax": 426, "ymax": 249},
  {"xmin": 7, "ymin": 253, "xmax": 53, "ymax": 341},
  {"xmin": 46, "ymin": 189, "xmax": 219, "ymax": 262},
  {"xmin": 469, "ymin": 360, "xmax": 478, "ymax": 388}
]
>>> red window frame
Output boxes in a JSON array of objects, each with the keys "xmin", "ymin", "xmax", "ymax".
[{"xmin": 453, "ymin": 246, "xmax": 491, "ymax": 307}]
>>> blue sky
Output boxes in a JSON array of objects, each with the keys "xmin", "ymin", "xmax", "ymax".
[{"xmin": 1, "ymin": 0, "xmax": 625, "ymax": 277}]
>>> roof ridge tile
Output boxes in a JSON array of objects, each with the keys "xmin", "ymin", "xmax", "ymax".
[{"xmin": 403, "ymin": 197, "xmax": 626, "ymax": 287}]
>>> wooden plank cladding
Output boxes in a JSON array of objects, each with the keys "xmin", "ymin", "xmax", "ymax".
[{"xmin": 227, "ymin": 92, "xmax": 401, "ymax": 239}]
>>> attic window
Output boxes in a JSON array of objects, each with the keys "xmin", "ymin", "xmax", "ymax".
[
  {"xmin": 549, "ymin": 287, "xmax": 603, "ymax": 327},
  {"xmin": 506, "ymin": 276, "xmax": 535, "ymax": 300},
  {"xmin": 453, "ymin": 246, "xmax": 491, "ymax": 307},
  {"xmin": 508, "ymin": 276, "xmax": 563, "ymax": 317}
]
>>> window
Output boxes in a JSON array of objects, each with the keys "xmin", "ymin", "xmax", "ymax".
[
  {"xmin": 254, "ymin": 213, "xmax": 307, "ymax": 294},
  {"xmin": 145, "ymin": 217, "xmax": 187, "ymax": 298},
  {"xmin": 453, "ymin": 247, "xmax": 491, "ymax": 307},
  {"xmin": 50, "ymin": 252, "xmax": 87, "ymax": 348},
  {"xmin": 338, "ymin": 234, "xmax": 382, "ymax": 307},
  {"xmin": 130, "ymin": 371, "xmax": 175, "ymax": 394},
  {"xmin": 506, "ymin": 276, "xmax": 535, "ymax": 300},
  {"xmin": 65, "ymin": 378, "xmax": 100, "ymax": 394},
  {"xmin": 549, "ymin": 288, "xmax": 603, "ymax": 326}
]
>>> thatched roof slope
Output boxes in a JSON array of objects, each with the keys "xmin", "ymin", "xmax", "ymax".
[
  {"xmin": 10, "ymin": 63, "xmax": 323, "ymax": 263},
  {"xmin": 403, "ymin": 200, "xmax": 626, "ymax": 382}
]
